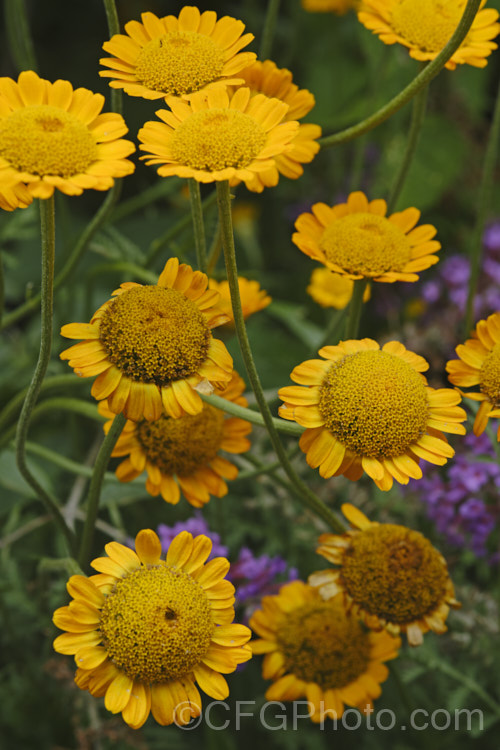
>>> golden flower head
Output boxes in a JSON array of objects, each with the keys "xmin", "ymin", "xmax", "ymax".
[
  {"xmin": 230, "ymin": 59, "xmax": 321, "ymax": 189},
  {"xmin": 302, "ymin": 0, "xmax": 360, "ymax": 14},
  {"xmin": 358, "ymin": 0, "xmax": 500, "ymax": 69},
  {"xmin": 60, "ymin": 257, "xmax": 233, "ymax": 422},
  {"xmin": 98, "ymin": 371, "xmax": 251, "ymax": 508},
  {"xmin": 250, "ymin": 580, "xmax": 400, "ymax": 722},
  {"xmin": 307, "ymin": 267, "xmax": 371, "ymax": 309},
  {"xmin": 0, "ymin": 71, "xmax": 135, "ymax": 199},
  {"xmin": 100, "ymin": 6, "xmax": 256, "ymax": 102},
  {"xmin": 53, "ymin": 529, "xmax": 252, "ymax": 728},
  {"xmin": 446, "ymin": 311, "xmax": 500, "ymax": 440},
  {"xmin": 138, "ymin": 87, "xmax": 299, "ymax": 192},
  {"xmin": 279, "ymin": 338, "xmax": 467, "ymax": 491},
  {"xmin": 310, "ymin": 504, "xmax": 461, "ymax": 646},
  {"xmin": 293, "ymin": 191, "xmax": 441, "ymax": 283},
  {"xmin": 208, "ymin": 276, "xmax": 271, "ymax": 325}
]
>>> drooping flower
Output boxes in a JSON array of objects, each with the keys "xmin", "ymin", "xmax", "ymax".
[
  {"xmin": 307, "ymin": 267, "xmax": 371, "ymax": 309},
  {"xmin": 208, "ymin": 277, "xmax": 271, "ymax": 325},
  {"xmin": 60, "ymin": 257, "xmax": 233, "ymax": 422},
  {"xmin": 250, "ymin": 580, "xmax": 400, "ymax": 721},
  {"xmin": 231, "ymin": 59, "xmax": 321, "ymax": 188},
  {"xmin": 310, "ymin": 504, "xmax": 461, "ymax": 646},
  {"xmin": 358, "ymin": 0, "xmax": 500, "ymax": 70},
  {"xmin": 0, "ymin": 183, "xmax": 33, "ymax": 211},
  {"xmin": 100, "ymin": 7, "xmax": 256, "ymax": 102},
  {"xmin": 446, "ymin": 312, "xmax": 500, "ymax": 440},
  {"xmin": 138, "ymin": 87, "xmax": 299, "ymax": 192},
  {"xmin": 0, "ymin": 71, "xmax": 135, "ymax": 199},
  {"xmin": 279, "ymin": 339, "xmax": 467, "ymax": 490},
  {"xmin": 53, "ymin": 529, "xmax": 252, "ymax": 728},
  {"xmin": 293, "ymin": 191, "xmax": 441, "ymax": 283},
  {"xmin": 302, "ymin": 0, "xmax": 359, "ymax": 14},
  {"xmin": 99, "ymin": 371, "xmax": 251, "ymax": 507}
]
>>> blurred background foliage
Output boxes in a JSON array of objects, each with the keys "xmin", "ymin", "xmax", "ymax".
[{"xmin": 0, "ymin": 0, "xmax": 499, "ymax": 748}]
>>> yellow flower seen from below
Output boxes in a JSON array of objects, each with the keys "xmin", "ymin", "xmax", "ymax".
[
  {"xmin": 307, "ymin": 267, "xmax": 371, "ymax": 309},
  {"xmin": 278, "ymin": 338, "xmax": 467, "ymax": 490},
  {"xmin": 0, "ymin": 71, "xmax": 135, "ymax": 199},
  {"xmin": 138, "ymin": 87, "xmax": 299, "ymax": 192},
  {"xmin": 302, "ymin": 0, "xmax": 359, "ymax": 14},
  {"xmin": 293, "ymin": 191, "xmax": 441, "ymax": 283},
  {"xmin": 250, "ymin": 580, "xmax": 400, "ymax": 722},
  {"xmin": 100, "ymin": 7, "xmax": 256, "ymax": 102},
  {"xmin": 310, "ymin": 504, "xmax": 461, "ymax": 646},
  {"xmin": 60, "ymin": 257, "xmax": 233, "ymax": 422},
  {"xmin": 208, "ymin": 277, "xmax": 271, "ymax": 325},
  {"xmin": 99, "ymin": 371, "xmax": 251, "ymax": 508},
  {"xmin": 53, "ymin": 529, "xmax": 252, "ymax": 729},
  {"xmin": 358, "ymin": 0, "xmax": 499, "ymax": 69},
  {"xmin": 231, "ymin": 59, "xmax": 321, "ymax": 189},
  {"xmin": 446, "ymin": 311, "xmax": 500, "ymax": 440}
]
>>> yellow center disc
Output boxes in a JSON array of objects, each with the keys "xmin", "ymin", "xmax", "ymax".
[
  {"xmin": 0, "ymin": 104, "xmax": 98, "ymax": 178},
  {"xmin": 99, "ymin": 564, "xmax": 214, "ymax": 682},
  {"xmin": 98, "ymin": 285, "xmax": 211, "ymax": 385},
  {"xmin": 479, "ymin": 342, "xmax": 500, "ymax": 407},
  {"xmin": 318, "ymin": 350, "xmax": 429, "ymax": 458},
  {"xmin": 170, "ymin": 109, "xmax": 267, "ymax": 172},
  {"xmin": 340, "ymin": 524, "xmax": 448, "ymax": 623},
  {"xmin": 135, "ymin": 31, "xmax": 226, "ymax": 96},
  {"xmin": 276, "ymin": 599, "xmax": 370, "ymax": 689},
  {"xmin": 391, "ymin": 0, "xmax": 465, "ymax": 53},
  {"xmin": 319, "ymin": 212, "xmax": 411, "ymax": 277},
  {"xmin": 137, "ymin": 404, "xmax": 225, "ymax": 476}
]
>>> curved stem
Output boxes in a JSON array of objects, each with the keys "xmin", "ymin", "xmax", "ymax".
[
  {"xmin": 464, "ymin": 76, "xmax": 500, "ymax": 337},
  {"xmin": 387, "ymin": 73, "xmax": 429, "ymax": 212},
  {"xmin": 200, "ymin": 392, "xmax": 304, "ymax": 436},
  {"xmin": 188, "ymin": 179, "xmax": 208, "ymax": 273},
  {"xmin": 14, "ymin": 197, "xmax": 76, "ymax": 555},
  {"xmin": 320, "ymin": 0, "xmax": 481, "ymax": 149},
  {"xmin": 216, "ymin": 181, "xmax": 345, "ymax": 533},
  {"xmin": 78, "ymin": 412, "xmax": 126, "ymax": 569},
  {"xmin": 345, "ymin": 278, "xmax": 368, "ymax": 339},
  {"xmin": 102, "ymin": 0, "xmax": 122, "ymax": 114},
  {"xmin": 260, "ymin": 0, "xmax": 281, "ymax": 60}
]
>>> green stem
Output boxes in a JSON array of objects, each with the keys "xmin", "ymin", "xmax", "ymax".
[
  {"xmin": 14, "ymin": 197, "xmax": 76, "ymax": 555},
  {"xmin": 216, "ymin": 181, "xmax": 345, "ymax": 533},
  {"xmin": 188, "ymin": 179, "xmax": 208, "ymax": 273},
  {"xmin": 4, "ymin": 0, "xmax": 37, "ymax": 71},
  {"xmin": 464, "ymin": 76, "xmax": 500, "ymax": 337},
  {"xmin": 102, "ymin": 0, "xmax": 122, "ymax": 114},
  {"xmin": 259, "ymin": 0, "xmax": 281, "ymax": 60},
  {"xmin": 0, "ymin": 250, "xmax": 4, "ymax": 326},
  {"xmin": 78, "ymin": 412, "xmax": 126, "ymax": 569},
  {"xmin": 200, "ymin": 392, "xmax": 303, "ymax": 436},
  {"xmin": 345, "ymin": 278, "xmax": 368, "ymax": 339},
  {"xmin": 1, "ymin": 186, "xmax": 121, "ymax": 331},
  {"xmin": 387, "ymin": 73, "xmax": 429, "ymax": 212},
  {"xmin": 320, "ymin": 0, "xmax": 481, "ymax": 148},
  {"xmin": 0, "ymin": 374, "xmax": 84, "ymax": 435}
]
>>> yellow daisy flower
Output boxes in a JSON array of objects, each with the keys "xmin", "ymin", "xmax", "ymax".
[
  {"xmin": 446, "ymin": 311, "xmax": 500, "ymax": 440},
  {"xmin": 60, "ymin": 257, "xmax": 233, "ymax": 422},
  {"xmin": 307, "ymin": 267, "xmax": 371, "ymax": 309},
  {"xmin": 208, "ymin": 276, "xmax": 271, "ymax": 325},
  {"xmin": 0, "ymin": 182, "xmax": 33, "ymax": 211},
  {"xmin": 293, "ymin": 191, "xmax": 441, "ymax": 283},
  {"xmin": 310, "ymin": 503, "xmax": 461, "ymax": 646},
  {"xmin": 302, "ymin": 0, "xmax": 359, "ymax": 14},
  {"xmin": 98, "ymin": 371, "xmax": 252, "ymax": 508},
  {"xmin": 100, "ymin": 7, "xmax": 256, "ymax": 103},
  {"xmin": 250, "ymin": 580, "xmax": 400, "ymax": 722},
  {"xmin": 53, "ymin": 529, "xmax": 252, "ymax": 729},
  {"xmin": 358, "ymin": 0, "xmax": 500, "ymax": 69},
  {"xmin": 278, "ymin": 338, "xmax": 467, "ymax": 490},
  {"xmin": 0, "ymin": 70, "xmax": 135, "ymax": 200},
  {"xmin": 138, "ymin": 87, "xmax": 299, "ymax": 192},
  {"xmin": 232, "ymin": 59, "xmax": 321, "ymax": 188}
]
